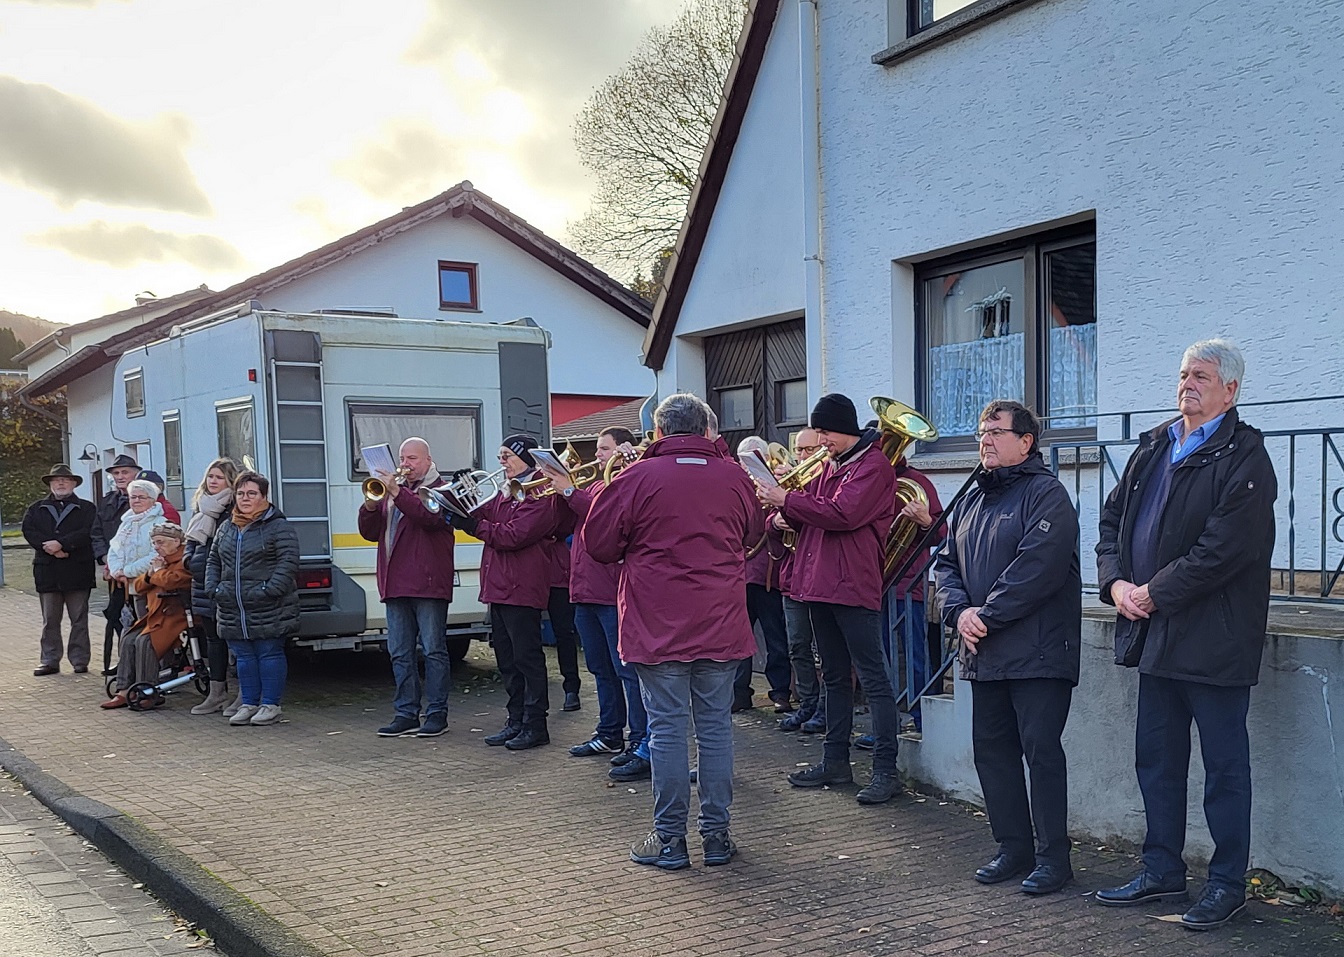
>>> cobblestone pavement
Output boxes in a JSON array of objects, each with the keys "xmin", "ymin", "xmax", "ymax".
[
  {"xmin": 0, "ymin": 582, "xmax": 1340, "ymax": 957},
  {"xmin": 0, "ymin": 771, "xmax": 219, "ymax": 955}
]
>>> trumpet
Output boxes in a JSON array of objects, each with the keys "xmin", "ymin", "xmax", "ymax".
[
  {"xmin": 417, "ymin": 467, "xmax": 506, "ymax": 519},
  {"xmin": 510, "ymin": 451, "xmax": 606, "ymax": 500},
  {"xmin": 362, "ymin": 466, "xmax": 410, "ymax": 503},
  {"xmin": 505, "ymin": 475, "xmax": 553, "ymax": 502},
  {"xmin": 603, "ymin": 442, "xmax": 646, "ymax": 483}
]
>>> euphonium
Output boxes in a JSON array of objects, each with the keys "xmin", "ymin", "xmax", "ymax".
[
  {"xmin": 870, "ymin": 396, "xmax": 939, "ymax": 589},
  {"xmin": 362, "ymin": 466, "xmax": 410, "ymax": 503}
]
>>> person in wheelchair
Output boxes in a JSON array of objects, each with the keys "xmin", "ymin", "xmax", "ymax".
[{"xmin": 101, "ymin": 522, "xmax": 191, "ymax": 710}]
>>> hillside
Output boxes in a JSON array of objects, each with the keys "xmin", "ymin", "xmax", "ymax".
[{"xmin": 0, "ymin": 309, "xmax": 61, "ymax": 352}]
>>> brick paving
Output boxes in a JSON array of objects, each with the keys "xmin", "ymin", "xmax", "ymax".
[{"xmin": 0, "ymin": 579, "xmax": 1340, "ymax": 957}]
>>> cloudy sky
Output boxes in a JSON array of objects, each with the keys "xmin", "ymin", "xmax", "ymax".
[{"xmin": 0, "ymin": 0, "xmax": 679, "ymax": 326}]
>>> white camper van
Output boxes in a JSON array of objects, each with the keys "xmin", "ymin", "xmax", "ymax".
[{"xmin": 108, "ymin": 302, "xmax": 552, "ymax": 659}]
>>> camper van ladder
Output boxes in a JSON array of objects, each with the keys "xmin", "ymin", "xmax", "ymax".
[{"xmin": 265, "ymin": 330, "xmax": 333, "ymax": 562}]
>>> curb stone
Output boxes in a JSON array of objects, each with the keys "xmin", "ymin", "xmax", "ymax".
[{"xmin": 0, "ymin": 736, "xmax": 326, "ymax": 957}]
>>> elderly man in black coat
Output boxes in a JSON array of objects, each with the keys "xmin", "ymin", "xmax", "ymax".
[
  {"xmin": 22, "ymin": 464, "xmax": 98, "ymax": 676},
  {"xmin": 1094, "ymin": 339, "xmax": 1276, "ymax": 931}
]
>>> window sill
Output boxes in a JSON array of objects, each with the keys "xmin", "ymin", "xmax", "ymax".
[
  {"xmin": 909, "ymin": 443, "xmax": 1100, "ymax": 473},
  {"xmin": 872, "ymin": 0, "xmax": 1053, "ymax": 68},
  {"xmin": 438, "ymin": 306, "xmax": 482, "ymax": 314}
]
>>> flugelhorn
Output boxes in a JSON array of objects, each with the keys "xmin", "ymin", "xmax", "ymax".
[{"xmin": 363, "ymin": 466, "xmax": 410, "ymax": 503}]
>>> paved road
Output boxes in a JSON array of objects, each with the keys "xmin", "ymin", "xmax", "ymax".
[{"xmin": 0, "ymin": 772, "xmax": 220, "ymax": 956}]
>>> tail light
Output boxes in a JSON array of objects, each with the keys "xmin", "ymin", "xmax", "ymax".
[{"xmin": 298, "ymin": 567, "xmax": 332, "ymax": 590}]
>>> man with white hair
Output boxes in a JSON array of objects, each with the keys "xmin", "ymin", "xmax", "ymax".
[{"xmin": 1095, "ymin": 339, "xmax": 1276, "ymax": 930}]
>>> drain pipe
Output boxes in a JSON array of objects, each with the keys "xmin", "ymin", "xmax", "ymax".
[{"xmin": 799, "ymin": 0, "xmax": 826, "ymax": 403}]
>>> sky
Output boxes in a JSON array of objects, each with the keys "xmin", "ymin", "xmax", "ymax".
[{"xmin": 0, "ymin": 0, "xmax": 679, "ymax": 326}]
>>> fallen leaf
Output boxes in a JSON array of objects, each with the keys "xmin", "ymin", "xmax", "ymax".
[
  {"xmin": 102, "ymin": 754, "xmax": 116, "ymax": 759},
  {"xmin": 838, "ymin": 855, "xmax": 850, "ymax": 860},
  {"xmin": 373, "ymin": 882, "xmax": 388, "ymax": 888},
  {"xmin": 326, "ymin": 731, "xmax": 343, "ymax": 736},
  {"xmin": 1150, "ymin": 915, "xmax": 1186, "ymax": 923}
]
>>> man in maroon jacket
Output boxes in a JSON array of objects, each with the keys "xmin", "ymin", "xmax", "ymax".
[
  {"xmin": 358, "ymin": 437, "xmax": 456, "ymax": 738},
  {"xmin": 475, "ymin": 435, "xmax": 566, "ymax": 751},
  {"xmin": 585, "ymin": 394, "xmax": 764, "ymax": 870},
  {"xmin": 758, "ymin": 393, "xmax": 900, "ymax": 804}
]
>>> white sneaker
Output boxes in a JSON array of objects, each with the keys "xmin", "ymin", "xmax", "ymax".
[
  {"xmin": 229, "ymin": 704, "xmax": 260, "ymax": 726},
  {"xmin": 249, "ymin": 704, "xmax": 283, "ymax": 726}
]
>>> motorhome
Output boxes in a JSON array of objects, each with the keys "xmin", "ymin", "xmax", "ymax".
[{"xmin": 107, "ymin": 302, "xmax": 552, "ymax": 659}]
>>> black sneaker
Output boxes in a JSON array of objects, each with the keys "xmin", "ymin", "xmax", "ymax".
[
  {"xmin": 377, "ymin": 715, "xmax": 421, "ymax": 737},
  {"xmin": 569, "ymin": 735, "xmax": 624, "ymax": 757},
  {"xmin": 504, "ymin": 727, "xmax": 550, "ymax": 750},
  {"xmin": 484, "ymin": 723, "xmax": 522, "ymax": 747},
  {"xmin": 788, "ymin": 761, "xmax": 853, "ymax": 788},
  {"xmin": 702, "ymin": 830, "xmax": 738, "ymax": 866},
  {"xmin": 630, "ymin": 830, "xmax": 690, "ymax": 870},
  {"xmin": 856, "ymin": 771, "xmax": 901, "ymax": 804},
  {"xmin": 416, "ymin": 713, "xmax": 449, "ymax": 737},
  {"xmin": 610, "ymin": 748, "xmax": 636, "ymax": 767},
  {"xmin": 609, "ymin": 756, "xmax": 651, "ymax": 781}
]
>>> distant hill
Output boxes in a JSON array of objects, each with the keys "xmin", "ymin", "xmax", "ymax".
[{"xmin": 0, "ymin": 310, "xmax": 61, "ymax": 356}]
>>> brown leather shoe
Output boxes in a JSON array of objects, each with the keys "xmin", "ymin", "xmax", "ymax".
[
  {"xmin": 33, "ymin": 663, "xmax": 60, "ymax": 676},
  {"xmin": 100, "ymin": 694, "xmax": 128, "ymax": 710}
]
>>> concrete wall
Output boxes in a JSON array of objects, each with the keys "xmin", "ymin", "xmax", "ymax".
[
  {"xmin": 262, "ymin": 214, "xmax": 653, "ymax": 401},
  {"xmin": 901, "ymin": 616, "xmax": 1344, "ymax": 896}
]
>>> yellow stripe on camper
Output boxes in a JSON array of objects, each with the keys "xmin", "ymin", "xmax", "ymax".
[{"xmin": 331, "ymin": 530, "xmax": 480, "ymax": 548}]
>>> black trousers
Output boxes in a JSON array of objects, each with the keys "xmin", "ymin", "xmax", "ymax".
[
  {"xmin": 810, "ymin": 602, "xmax": 899, "ymax": 773},
  {"xmin": 492, "ymin": 603, "xmax": 548, "ymax": 729},
  {"xmin": 736, "ymin": 584, "xmax": 791, "ymax": 699},
  {"xmin": 547, "ymin": 587, "xmax": 581, "ymax": 694},
  {"xmin": 970, "ymin": 678, "xmax": 1073, "ymax": 867},
  {"xmin": 199, "ymin": 616, "xmax": 227, "ymax": 685}
]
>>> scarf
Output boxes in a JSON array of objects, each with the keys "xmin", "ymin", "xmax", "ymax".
[
  {"xmin": 186, "ymin": 488, "xmax": 234, "ymax": 545},
  {"xmin": 385, "ymin": 466, "xmax": 441, "ymax": 552},
  {"xmin": 232, "ymin": 497, "xmax": 271, "ymax": 529}
]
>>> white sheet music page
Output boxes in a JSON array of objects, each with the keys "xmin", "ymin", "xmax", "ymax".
[{"xmin": 361, "ymin": 444, "xmax": 397, "ymax": 476}]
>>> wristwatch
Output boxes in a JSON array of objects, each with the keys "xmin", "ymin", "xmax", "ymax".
[{"xmin": 562, "ymin": 486, "xmax": 575, "ymax": 498}]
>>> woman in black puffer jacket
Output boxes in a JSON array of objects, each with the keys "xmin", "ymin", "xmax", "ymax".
[
  {"xmin": 205, "ymin": 471, "xmax": 299, "ymax": 728},
  {"xmin": 184, "ymin": 457, "xmax": 238, "ymax": 715}
]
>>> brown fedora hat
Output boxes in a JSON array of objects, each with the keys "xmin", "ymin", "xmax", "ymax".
[{"xmin": 41, "ymin": 464, "xmax": 83, "ymax": 487}]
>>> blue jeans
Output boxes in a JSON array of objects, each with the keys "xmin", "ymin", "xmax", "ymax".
[
  {"xmin": 574, "ymin": 603, "xmax": 625, "ymax": 741},
  {"xmin": 634, "ymin": 659, "xmax": 737, "ymax": 838},
  {"xmin": 590, "ymin": 603, "xmax": 647, "ymax": 748},
  {"xmin": 385, "ymin": 597, "xmax": 450, "ymax": 720},
  {"xmin": 1136, "ymin": 674, "xmax": 1252, "ymax": 892},
  {"xmin": 887, "ymin": 597, "xmax": 928, "ymax": 728},
  {"xmin": 783, "ymin": 596, "xmax": 820, "ymax": 713},
  {"xmin": 227, "ymin": 638, "xmax": 287, "ymax": 707}
]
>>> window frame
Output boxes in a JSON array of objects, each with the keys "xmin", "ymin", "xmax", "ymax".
[
  {"xmin": 345, "ymin": 400, "xmax": 483, "ymax": 482},
  {"xmin": 714, "ymin": 384, "xmax": 757, "ymax": 434},
  {"xmin": 215, "ymin": 397, "xmax": 257, "ymax": 469},
  {"xmin": 123, "ymin": 367, "xmax": 145, "ymax": 418},
  {"xmin": 775, "ymin": 377, "xmax": 809, "ymax": 427},
  {"xmin": 437, "ymin": 260, "xmax": 480, "ymax": 312},
  {"xmin": 161, "ymin": 409, "xmax": 185, "ymax": 510},
  {"xmin": 914, "ymin": 222, "xmax": 1096, "ymax": 453}
]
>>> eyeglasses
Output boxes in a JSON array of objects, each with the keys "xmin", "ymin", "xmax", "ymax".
[
  {"xmin": 975, "ymin": 427, "xmax": 1021, "ymax": 442},
  {"xmin": 796, "ymin": 445, "xmax": 821, "ymax": 456}
]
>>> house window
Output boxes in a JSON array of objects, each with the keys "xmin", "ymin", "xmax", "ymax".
[
  {"xmin": 216, "ymin": 398, "xmax": 257, "ymax": 468},
  {"xmin": 438, "ymin": 261, "xmax": 479, "ymax": 311},
  {"xmin": 917, "ymin": 225, "xmax": 1096, "ymax": 446},
  {"xmin": 717, "ymin": 386, "xmax": 755, "ymax": 432},
  {"xmin": 162, "ymin": 411, "xmax": 184, "ymax": 510},
  {"xmin": 124, "ymin": 368, "xmax": 145, "ymax": 418},
  {"xmin": 348, "ymin": 402, "xmax": 480, "ymax": 480},
  {"xmin": 776, "ymin": 378, "xmax": 808, "ymax": 425},
  {"xmin": 906, "ymin": 0, "xmax": 981, "ymax": 33}
]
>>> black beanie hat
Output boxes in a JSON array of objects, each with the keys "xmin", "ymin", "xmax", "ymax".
[
  {"xmin": 502, "ymin": 433, "xmax": 539, "ymax": 468},
  {"xmin": 809, "ymin": 393, "xmax": 861, "ymax": 436}
]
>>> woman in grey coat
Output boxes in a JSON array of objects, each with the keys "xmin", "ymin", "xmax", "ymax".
[{"xmin": 205, "ymin": 471, "xmax": 300, "ymax": 727}]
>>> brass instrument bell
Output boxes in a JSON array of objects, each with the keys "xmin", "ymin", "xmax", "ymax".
[{"xmin": 362, "ymin": 466, "xmax": 410, "ymax": 503}]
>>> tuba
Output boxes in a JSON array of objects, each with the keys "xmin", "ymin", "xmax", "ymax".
[
  {"xmin": 870, "ymin": 396, "xmax": 939, "ymax": 589},
  {"xmin": 363, "ymin": 466, "xmax": 410, "ymax": 503},
  {"xmin": 418, "ymin": 467, "xmax": 507, "ymax": 520}
]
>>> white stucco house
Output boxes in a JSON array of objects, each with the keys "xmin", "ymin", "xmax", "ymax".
[{"xmin": 645, "ymin": 0, "xmax": 1344, "ymax": 895}]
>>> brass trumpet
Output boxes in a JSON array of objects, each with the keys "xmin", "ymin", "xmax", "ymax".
[
  {"xmin": 603, "ymin": 443, "xmax": 645, "ymax": 483},
  {"xmin": 362, "ymin": 466, "xmax": 410, "ymax": 503}
]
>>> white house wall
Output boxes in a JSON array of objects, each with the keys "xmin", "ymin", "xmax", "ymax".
[
  {"xmin": 816, "ymin": 0, "xmax": 1344, "ymax": 428},
  {"xmin": 259, "ymin": 215, "xmax": 652, "ymax": 401}
]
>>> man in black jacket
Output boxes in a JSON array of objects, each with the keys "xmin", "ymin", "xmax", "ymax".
[
  {"xmin": 934, "ymin": 400, "xmax": 1081, "ymax": 896},
  {"xmin": 22, "ymin": 464, "xmax": 97, "ymax": 675},
  {"xmin": 90, "ymin": 453, "xmax": 140, "ymax": 646},
  {"xmin": 1094, "ymin": 339, "xmax": 1276, "ymax": 931}
]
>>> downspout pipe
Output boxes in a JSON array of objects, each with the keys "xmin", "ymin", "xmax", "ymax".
[{"xmin": 798, "ymin": 0, "xmax": 826, "ymax": 405}]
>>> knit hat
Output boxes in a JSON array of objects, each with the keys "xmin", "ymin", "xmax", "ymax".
[
  {"xmin": 502, "ymin": 434, "xmax": 539, "ymax": 468},
  {"xmin": 809, "ymin": 393, "xmax": 861, "ymax": 436}
]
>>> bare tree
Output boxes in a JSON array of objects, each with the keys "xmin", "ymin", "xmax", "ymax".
[{"xmin": 569, "ymin": 0, "xmax": 747, "ymax": 287}]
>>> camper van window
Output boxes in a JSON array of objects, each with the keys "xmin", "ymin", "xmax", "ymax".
[
  {"xmin": 216, "ymin": 399, "xmax": 257, "ymax": 467},
  {"xmin": 124, "ymin": 368, "xmax": 145, "ymax": 417},
  {"xmin": 348, "ymin": 402, "xmax": 480, "ymax": 479},
  {"xmin": 438, "ymin": 261, "xmax": 479, "ymax": 311}
]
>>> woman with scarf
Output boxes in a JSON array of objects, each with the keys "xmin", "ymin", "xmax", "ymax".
[
  {"xmin": 106, "ymin": 479, "xmax": 167, "ymax": 621},
  {"xmin": 205, "ymin": 471, "xmax": 300, "ymax": 727},
  {"xmin": 101, "ymin": 522, "xmax": 192, "ymax": 710},
  {"xmin": 183, "ymin": 457, "xmax": 239, "ymax": 715}
]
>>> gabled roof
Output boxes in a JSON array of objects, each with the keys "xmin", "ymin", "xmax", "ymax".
[
  {"xmin": 21, "ymin": 182, "xmax": 652, "ymax": 399},
  {"xmin": 13, "ymin": 285, "xmax": 213, "ymax": 366},
  {"xmin": 553, "ymin": 397, "xmax": 647, "ymax": 441},
  {"xmin": 641, "ymin": 0, "xmax": 782, "ymax": 371}
]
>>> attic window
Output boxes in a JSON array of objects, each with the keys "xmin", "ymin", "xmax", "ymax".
[{"xmin": 438, "ymin": 261, "xmax": 479, "ymax": 311}]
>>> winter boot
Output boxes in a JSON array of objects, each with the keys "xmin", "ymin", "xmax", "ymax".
[{"xmin": 191, "ymin": 682, "xmax": 231, "ymax": 715}]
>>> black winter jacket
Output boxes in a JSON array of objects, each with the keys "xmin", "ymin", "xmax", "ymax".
[
  {"xmin": 185, "ymin": 536, "xmax": 216, "ymax": 621},
  {"xmin": 90, "ymin": 490, "xmax": 128, "ymax": 563},
  {"xmin": 1096, "ymin": 409, "xmax": 1276, "ymax": 687},
  {"xmin": 204, "ymin": 508, "xmax": 301, "ymax": 642},
  {"xmin": 934, "ymin": 453, "xmax": 1082, "ymax": 685},
  {"xmin": 22, "ymin": 494, "xmax": 97, "ymax": 593}
]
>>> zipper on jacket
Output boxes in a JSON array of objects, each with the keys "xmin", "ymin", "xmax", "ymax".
[{"xmin": 235, "ymin": 524, "xmax": 253, "ymax": 640}]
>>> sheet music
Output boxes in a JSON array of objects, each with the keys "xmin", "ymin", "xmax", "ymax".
[
  {"xmin": 360, "ymin": 443, "xmax": 397, "ymax": 476},
  {"xmin": 738, "ymin": 450, "xmax": 779, "ymax": 488},
  {"xmin": 531, "ymin": 448, "xmax": 566, "ymax": 474}
]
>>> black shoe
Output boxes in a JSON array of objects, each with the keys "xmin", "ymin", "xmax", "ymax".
[
  {"xmin": 1180, "ymin": 886, "xmax": 1246, "ymax": 930},
  {"xmin": 33, "ymin": 663, "xmax": 59, "ymax": 677},
  {"xmin": 853, "ymin": 733, "xmax": 876, "ymax": 751},
  {"xmin": 856, "ymin": 771, "xmax": 901, "ymax": 805},
  {"xmin": 505, "ymin": 727, "xmax": 551, "ymax": 750},
  {"xmin": 416, "ymin": 713, "xmax": 449, "ymax": 737},
  {"xmin": 779, "ymin": 707, "xmax": 813, "ymax": 732},
  {"xmin": 376, "ymin": 715, "xmax": 420, "ymax": 737},
  {"xmin": 72, "ymin": 665, "xmax": 89, "ymax": 674},
  {"xmin": 569, "ymin": 735, "xmax": 624, "ymax": 757},
  {"xmin": 768, "ymin": 691, "xmax": 794, "ymax": 714},
  {"xmin": 610, "ymin": 747, "xmax": 637, "ymax": 767},
  {"xmin": 609, "ymin": 756, "xmax": 651, "ymax": 781},
  {"xmin": 800, "ymin": 711, "xmax": 827, "ymax": 734},
  {"xmin": 787, "ymin": 761, "xmax": 853, "ymax": 788},
  {"xmin": 731, "ymin": 694, "xmax": 753, "ymax": 714},
  {"xmin": 702, "ymin": 830, "xmax": 738, "ymax": 866},
  {"xmin": 975, "ymin": 853, "xmax": 1033, "ymax": 885},
  {"xmin": 562, "ymin": 692, "xmax": 581, "ymax": 711},
  {"xmin": 484, "ymin": 722, "xmax": 523, "ymax": 747},
  {"xmin": 1021, "ymin": 863, "xmax": 1073, "ymax": 895},
  {"xmin": 630, "ymin": 830, "xmax": 689, "ymax": 870},
  {"xmin": 1095, "ymin": 871, "xmax": 1188, "ymax": 907}
]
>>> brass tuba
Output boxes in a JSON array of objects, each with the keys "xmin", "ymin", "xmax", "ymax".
[
  {"xmin": 363, "ymin": 466, "xmax": 410, "ymax": 503},
  {"xmin": 870, "ymin": 396, "xmax": 939, "ymax": 589}
]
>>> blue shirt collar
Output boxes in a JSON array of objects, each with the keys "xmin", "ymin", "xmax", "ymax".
[{"xmin": 1168, "ymin": 412, "xmax": 1227, "ymax": 463}]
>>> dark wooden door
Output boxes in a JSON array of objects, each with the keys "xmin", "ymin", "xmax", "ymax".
[{"xmin": 704, "ymin": 317, "xmax": 806, "ymax": 453}]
